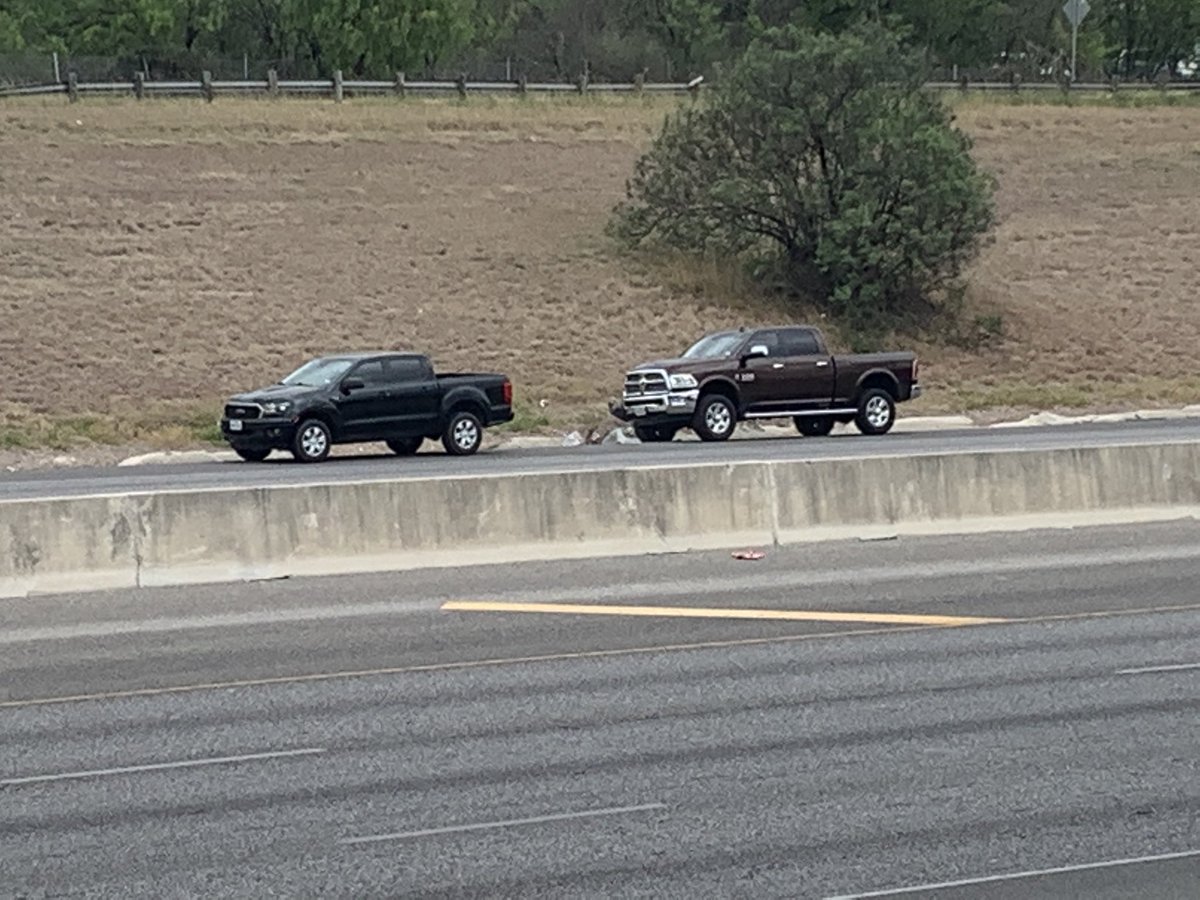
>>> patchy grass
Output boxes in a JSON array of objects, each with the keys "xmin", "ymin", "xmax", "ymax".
[
  {"xmin": 0, "ymin": 405, "xmax": 223, "ymax": 452},
  {"xmin": 2, "ymin": 95, "xmax": 1199, "ymax": 454}
]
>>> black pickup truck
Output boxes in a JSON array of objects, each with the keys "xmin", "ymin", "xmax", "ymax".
[
  {"xmin": 219, "ymin": 352, "xmax": 514, "ymax": 462},
  {"xmin": 610, "ymin": 325, "xmax": 920, "ymax": 442}
]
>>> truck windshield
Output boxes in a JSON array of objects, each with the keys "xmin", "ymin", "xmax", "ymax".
[
  {"xmin": 683, "ymin": 332, "xmax": 744, "ymax": 359},
  {"xmin": 281, "ymin": 358, "xmax": 354, "ymax": 386}
]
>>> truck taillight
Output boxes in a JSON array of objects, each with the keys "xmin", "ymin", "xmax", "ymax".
[{"xmin": 502, "ymin": 380, "xmax": 513, "ymax": 405}]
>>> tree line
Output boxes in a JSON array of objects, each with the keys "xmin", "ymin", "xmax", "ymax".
[{"xmin": 0, "ymin": 1, "xmax": 1196, "ymax": 82}]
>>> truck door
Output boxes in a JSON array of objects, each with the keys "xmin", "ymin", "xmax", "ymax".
[
  {"xmin": 336, "ymin": 359, "xmax": 394, "ymax": 438},
  {"xmin": 385, "ymin": 356, "xmax": 441, "ymax": 436},
  {"xmin": 742, "ymin": 328, "xmax": 833, "ymax": 413}
]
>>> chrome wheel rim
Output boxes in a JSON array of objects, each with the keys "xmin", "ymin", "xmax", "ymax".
[
  {"xmin": 454, "ymin": 418, "xmax": 479, "ymax": 450},
  {"xmin": 866, "ymin": 396, "xmax": 891, "ymax": 429},
  {"xmin": 705, "ymin": 402, "xmax": 732, "ymax": 435},
  {"xmin": 301, "ymin": 425, "xmax": 328, "ymax": 457}
]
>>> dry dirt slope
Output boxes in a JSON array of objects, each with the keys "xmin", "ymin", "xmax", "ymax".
[{"xmin": 1, "ymin": 95, "xmax": 1199, "ymax": 450}]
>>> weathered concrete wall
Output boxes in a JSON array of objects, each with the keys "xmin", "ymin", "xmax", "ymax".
[{"xmin": 2, "ymin": 442, "xmax": 1199, "ymax": 597}]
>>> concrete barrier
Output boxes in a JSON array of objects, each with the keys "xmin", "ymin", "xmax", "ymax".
[{"xmin": 3, "ymin": 442, "xmax": 1199, "ymax": 597}]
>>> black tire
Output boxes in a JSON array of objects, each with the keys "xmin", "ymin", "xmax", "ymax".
[
  {"xmin": 634, "ymin": 424, "xmax": 678, "ymax": 443},
  {"xmin": 795, "ymin": 416, "xmax": 835, "ymax": 437},
  {"xmin": 442, "ymin": 410, "xmax": 483, "ymax": 456},
  {"xmin": 692, "ymin": 393, "xmax": 737, "ymax": 442},
  {"xmin": 291, "ymin": 419, "xmax": 332, "ymax": 462},
  {"xmin": 234, "ymin": 447, "xmax": 271, "ymax": 462},
  {"xmin": 855, "ymin": 388, "xmax": 896, "ymax": 436},
  {"xmin": 387, "ymin": 436, "xmax": 423, "ymax": 456}
]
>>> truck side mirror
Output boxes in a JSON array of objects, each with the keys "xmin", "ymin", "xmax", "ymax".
[
  {"xmin": 341, "ymin": 378, "xmax": 365, "ymax": 394},
  {"xmin": 745, "ymin": 344, "xmax": 769, "ymax": 360}
]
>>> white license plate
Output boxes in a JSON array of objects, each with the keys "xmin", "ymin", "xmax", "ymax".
[{"xmin": 229, "ymin": 419, "xmax": 243, "ymax": 432}]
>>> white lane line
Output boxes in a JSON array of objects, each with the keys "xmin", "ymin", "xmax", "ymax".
[
  {"xmin": 340, "ymin": 802, "xmax": 667, "ymax": 846},
  {"xmin": 1117, "ymin": 662, "xmax": 1200, "ymax": 675},
  {"xmin": 0, "ymin": 599, "xmax": 438, "ymax": 646},
  {"xmin": 825, "ymin": 848, "xmax": 1200, "ymax": 899},
  {"xmin": 0, "ymin": 747, "xmax": 325, "ymax": 787}
]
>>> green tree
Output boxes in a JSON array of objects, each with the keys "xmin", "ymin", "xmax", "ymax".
[
  {"xmin": 288, "ymin": 0, "xmax": 478, "ymax": 75},
  {"xmin": 1098, "ymin": 0, "xmax": 1200, "ymax": 77},
  {"xmin": 622, "ymin": 0, "xmax": 723, "ymax": 74},
  {"xmin": 609, "ymin": 22, "xmax": 996, "ymax": 333}
]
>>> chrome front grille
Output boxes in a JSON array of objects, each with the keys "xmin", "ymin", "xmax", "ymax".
[{"xmin": 623, "ymin": 370, "xmax": 669, "ymax": 401}]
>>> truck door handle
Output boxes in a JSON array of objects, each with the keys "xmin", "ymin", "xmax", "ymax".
[
  {"xmin": 772, "ymin": 363, "xmax": 784, "ymax": 369},
  {"xmin": 816, "ymin": 361, "xmax": 829, "ymax": 368}
]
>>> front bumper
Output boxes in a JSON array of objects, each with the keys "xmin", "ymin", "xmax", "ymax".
[
  {"xmin": 219, "ymin": 416, "xmax": 298, "ymax": 449},
  {"xmin": 609, "ymin": 389, "xmax": 699, "ymax": 422}
]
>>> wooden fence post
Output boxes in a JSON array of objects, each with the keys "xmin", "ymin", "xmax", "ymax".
[
  {"xmin": 633, "ymin": 72, "xmax": 644, "ymax": 94},
  {"xmin": 394, "ymin": 71, "xmax": 406, "ymax": 98},
  {"xmin": 517, "ymin": 74, "xmax": 528, "ymax": 96},
  {"xmin": 267, "ymin": 68, "xmax": 279, "ymax": 96},
  {"xmin": 67, "ymin": 71, "xmax": 79, "ymax": 103},
  {"xmin": 333, "ymin": 69, "xmax": 344, "ymax": 102},
  {"xmin": 133, "ymin": 71, "xmax": 145, "ymax": 100},
  {"xmin": 201, "ymin": 70, "xmax": 214, "ymax": 102},
  {"xmin": 576, "ymin": 71, "xmax": 589, "ymax": 94},
  {"xmin": 455, "ymin": 73, "xmax": 467, "ymax": 99}
]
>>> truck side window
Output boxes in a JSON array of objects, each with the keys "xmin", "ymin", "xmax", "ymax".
[
  {"xmin": 350, "ymin": 360, "xmax": 387, "ymax": 385},
  {"xmin": 385, "ymin": 358, "xmax": 427, "ymax": 383},
  {"xmin": 750, "ymin": 331, "xmax": 780, "ymax": 356},
  {"xmin": 778, "ymin": 329, "xmax": 821, "ymax": 356}
]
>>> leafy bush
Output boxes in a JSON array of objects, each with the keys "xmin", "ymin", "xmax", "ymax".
[{"xmin": 610, "ymin": 22, "xmax": 997, "ymax": 333}]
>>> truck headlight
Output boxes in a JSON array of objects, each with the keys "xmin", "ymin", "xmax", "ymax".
[
  {"xmin": 668, "ymin": 373, "xmax": 698, "ymax": 389},
  {"xmin": 262, "ymin": 401, "xmax": 292, "ymax": 415}
]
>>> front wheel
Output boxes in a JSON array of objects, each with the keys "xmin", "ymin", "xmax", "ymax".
[
  {"xmin": 634, "ymin": 424, "xmax": 678, "ymax": 443},
  {"xmin": 442, "ymin": 410, "xmax": 483, "ymax": 456},
  {"xmin": 234, "ymin": 447, "xmax": 271, "ymax": 462},
  {"xmin": 387, "ymin": 437, "xmax": 423, "ymax": 456},
  {"xmin": 692, "ymin": 394, "xmax": 737, "ymax": 442},
  {"xmin": 291, "ymin": 419, "xmax": 332, "ymax": 462},
  {"xmin": 855, "ymin": 389, "xmax": 896, "ymax": 436},
  {"xmin": 794, "ymin": 416, "xmax": 834, "ymax": 438}
]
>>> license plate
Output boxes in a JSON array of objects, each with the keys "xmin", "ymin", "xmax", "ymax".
[{"xmin": 229, "ymin": 419, "xmax": 243, "ymax": 432}]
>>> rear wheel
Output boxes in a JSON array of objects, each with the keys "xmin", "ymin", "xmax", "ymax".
[
  {"xmin": 387, "ymin": 436, "xmax": 423, "ymax": 456},
  {"xmin": 794, "ymin": 416, "xmax": 834, "ymax": 437},
  {"xmin": 291, "ymin": 419, "xmax": 332, "ymax": 462},
  {"xmin": 855, "ymin": 388, "xmax": 896, "ymax": 436},
  {"xmin": 634, "ymin": 424, "xmax": 678, "ymax": 443},
  {"xmin": 234, "ymin": 447, "xmax": 271, "ymax": 462},
  {"xmin": 442, "ymin": 410, "xmax": 483, "ymax": 456},
  {"xmin": 692, "ymin": 394, "xmax": 737, "ymax": 442}
]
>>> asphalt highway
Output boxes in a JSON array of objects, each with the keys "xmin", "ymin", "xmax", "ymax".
[
  {"xmin": 2, "ymin": 522, "xmax": 1199, "ymax": 897},
  {"xmin": 4, "ymin": 417, "xmax": 1200, "ymax": 500}
]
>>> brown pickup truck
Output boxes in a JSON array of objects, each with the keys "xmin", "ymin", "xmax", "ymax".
[{"xmin": 609, "ymin": 325, "xmax": 920, "ymax": 442}]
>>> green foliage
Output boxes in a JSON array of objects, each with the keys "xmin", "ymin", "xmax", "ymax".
[
  {"xmin": 610, "ymin": 23, "xmax": 997, "ymax": 332},
  {"xmin": 4, "ymin": 0, "xmax": 1197, "ymax": 82}
]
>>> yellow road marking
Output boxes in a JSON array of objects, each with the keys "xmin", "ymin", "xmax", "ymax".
[
  {"xmin": 440, "ymin": 600, "xmax": 1004, "ymax": 627},
  {"xmin": 2, "ymin": 600, "xmax": 1198, "ymax": 711}
]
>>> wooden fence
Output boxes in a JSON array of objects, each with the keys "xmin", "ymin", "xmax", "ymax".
[{"xmin": 2, "ymin": 70, "xmax": 1198, "ymax": 101}]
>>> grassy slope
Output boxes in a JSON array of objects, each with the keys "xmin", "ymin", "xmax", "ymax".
[{"xmin": 1, "ymin": 92, "xmax": 1199, "ymax": 453}]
